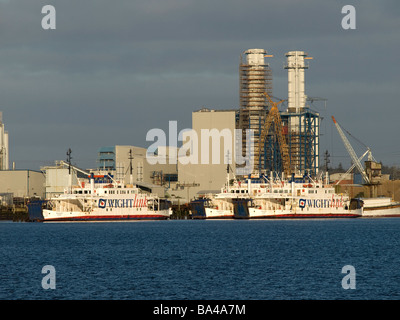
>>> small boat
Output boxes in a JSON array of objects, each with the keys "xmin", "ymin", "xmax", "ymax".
[{"xmin": 360, "ymin": 197, "xmax": 400, "ymax": 217}]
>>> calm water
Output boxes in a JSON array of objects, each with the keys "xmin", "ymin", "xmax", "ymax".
[{"xmin": 1, "ymin": 218, "xmax": 400, "ymax": 300}]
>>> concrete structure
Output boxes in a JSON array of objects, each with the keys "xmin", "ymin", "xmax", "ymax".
[
  {"xmin": 285, "ymin": 51, "xmax": 310, "ymax": 113},
  {"xmin": 0, "ymin": 170, "xmax": 45, "ymax": 199},
  {"xmin": 329, "ymin": 172, "xmax": 353, "ymax": 185},
  {"xmin": 177, "ymin": 108, "xmax": 237, "ymax": 202},
  {"xmin": 41, "ymin": 162, "xmax": 81, "ymax": 198},
  {"xmin": 282, "ymin": 51, "xmax": 319, "ymax": 176},
  {"xmin": 97, "ymin": 145, "xmax": 177, "ymax": 186},
  {"xmin": 0, "ymin": 112, "xmax": 9, "ymax": 170},
  {"xmin": 238, "ymin": 49, "xmax": 272, "ymax": 172}
]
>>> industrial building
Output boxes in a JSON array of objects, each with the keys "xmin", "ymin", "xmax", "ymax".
[
  {"xmin": 283, "ymin": 51, "xmax": 319, "ymax": 176},
  {"xmin": 0, "ymin": 112, "xmax": 9, "ymax": 170},
  {"xmin": 163, "ymin": 49, "xmax": 322, "ymax": 202},
  {"xmin": 177, "ymin": 108, "xmax": 237, "ymax": 201},
  {"xmin": 1, "ymin": 113, "xmax": 46, "ymax": 205},
  {"xmin": 238, "ymin": 49, "xmax": 273, "ymax": 171},
  {"xmin": 40, "ymin": 162, "xmax": 82, "ymax": 198},
  {"xmin": 97, "ymin": 145, "xmax": 177, "ymax": 186},
  {"xmin": 0, "ymin": 49, "xmax": 322, "ymax": 206},
  {"xmin": 237, "ymin": 49, "xmax": 320, "ymax": 177},
  {"xmin": 0, "ymin": 170, "xmax": 45, "ymax": 199}
]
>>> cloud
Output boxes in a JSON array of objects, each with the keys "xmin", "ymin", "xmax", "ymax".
[{"xmin": 0, "ymin": 0, "xmax": 399, "ymax": 169}]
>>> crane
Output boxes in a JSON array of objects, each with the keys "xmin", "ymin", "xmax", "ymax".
[
  {"xmin": 331, "ymin": 116, "xmax": 371, "ymax": 184},
  {"xmin": 257, "ymin": 93, "xmax": 291, "ymax": 177}
]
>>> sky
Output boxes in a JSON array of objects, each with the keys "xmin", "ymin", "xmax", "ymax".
[{"xmin": 0, "ymin": 0, "xmax": 399, "ymax": 171}]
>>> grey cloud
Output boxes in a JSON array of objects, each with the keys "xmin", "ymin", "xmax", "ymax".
[{"xmin": 0, "ymin": 0, "xmax": 399, "ymax": 169}]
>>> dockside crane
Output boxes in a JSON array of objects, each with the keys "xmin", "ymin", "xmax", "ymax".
[
  {"xmin": 258, "ymin": 93, "xmax": 291, "ymax": 177},
  {"xmin": 331, "ymin": 116, "xmax": 370, "ymax": 184},
  {"xmin": 331, "ymin": 116, "xmax": 381, "ymax": 197}
]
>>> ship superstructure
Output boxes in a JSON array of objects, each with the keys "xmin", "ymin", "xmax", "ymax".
[
  {"xmin": 190, "ymin": 172, "xmax": 363, "ymax": 219},
  {"xmin": 41, "ymin": 159, "xmax": 171, "ymax": 221}
]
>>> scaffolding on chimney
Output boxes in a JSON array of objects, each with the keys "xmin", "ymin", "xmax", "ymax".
[{"xmin": 238, "ymin": 49, "xmax": 273, "ymax": 173}]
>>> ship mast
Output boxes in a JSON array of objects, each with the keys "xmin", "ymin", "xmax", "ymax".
[
  {"xmin": 226, "ymin": 150, "xmax": 231, "ymax": 192},
  {"xmin": 66, "ymin": 148, "xmax": 72, "ymax": 193},
  {"xmin": 128, "ymin": 149, "xmax": 134, "ymax": 185}
]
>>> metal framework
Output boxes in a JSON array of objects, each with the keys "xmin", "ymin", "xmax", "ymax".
[
  {"xmin": 282, "ymin": 110, "xmax": 319, "ymax": 176},
  {"xmin": 258, "ymin": 94, "xmax": 291, "ymax": 177},
  {"xmin": 238, "ymin": 51, "xmax": 273, "ymax": 171},
  {"xmin": 257, "ymin": 109, "xmax": 320, "ymax": 177}
]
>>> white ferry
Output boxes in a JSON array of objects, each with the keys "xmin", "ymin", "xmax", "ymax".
[
  {"xmin": 190, "ymin": 193, "xmax": 235, "ymax": 219},
  {"xmin": 190, "ymin": 175, "xmax": 254, "ymax": 219},
  {"xmin": 241, "ymin": 176, "xmax": 363, "ymax": 219},
  {"xmin": 42, "ymin": 174, "xmax": 172, "ymax": 222},
  {"xmin": 191, "ymin": 173, "xmax": 363, "ymax": 219},
  {"xmin": 360, "ymin": 197, "xmax": 400, "ymax": 217}
]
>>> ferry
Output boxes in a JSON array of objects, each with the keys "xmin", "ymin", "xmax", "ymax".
[
  {"xmin": 190, "ymin": 194, "xmax": 235, "ymax": 219},
  {"xmin": 190, "ymin": 173, "xmax": 363, "ymax": 219},
  {"xmin": 41, "ymin": 174, "xmax": 172, "ymax": 222},
  {"xmin": 238, "ymin": 175, "xmax": 363, "ymax": 219},
  {"xmin": 190, "ymin": 174, "xmax": 254, "ymax": 219},
  {"xmin": 360, "ymin": 197, "xmax": 400, "ymax": 217}
]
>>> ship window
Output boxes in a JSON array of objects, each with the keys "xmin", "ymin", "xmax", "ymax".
[{"xmin": 105, "ymin": 190, "xmax": 107, "ymax": 194}]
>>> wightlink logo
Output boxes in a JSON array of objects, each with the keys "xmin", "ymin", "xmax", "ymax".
[
  {"xmin": 98, "ymin": 196, "xmax": 147, "ymax": 209},
  {"xmin": 299, "ymin": 196, "xmax": 344, "ymax": 209}
]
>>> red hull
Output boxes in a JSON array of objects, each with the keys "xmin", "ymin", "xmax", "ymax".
[{"xmin": 43, "ymin": 215, "xmax": 169, "ymax": 222}]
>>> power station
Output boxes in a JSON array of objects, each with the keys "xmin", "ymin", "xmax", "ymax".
[
  {"xmin": 238, "ymin": 49, "xmax": 273, "ymax": 172},
  {"xmin": 238, "ymin": 49, "xmax": 320, "ymax": 177},
  {"xmin": 1, "ymin": 48, "xmax": 322, "ymax": 206},
  {"xmin": 0, "ymin": 111, "xmax": 9, "ymax": 171}
]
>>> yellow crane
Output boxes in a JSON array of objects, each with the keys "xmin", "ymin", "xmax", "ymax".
[{"xmin": 257, "ymin": 93, "xmax": 291, "ymax": 176}]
